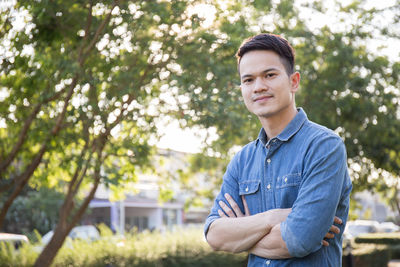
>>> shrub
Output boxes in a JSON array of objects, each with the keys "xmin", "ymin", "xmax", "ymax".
[
  {"xmin": 345, "ymin": 234, "xmax": 400, "ymax": 267},
  {"xmin": 355, "ymin": 233, "xmax": 400, "ymax": 245},
  {"xmin": 0, "ymin": 226, "xmax": 247, "ymax": 267}
]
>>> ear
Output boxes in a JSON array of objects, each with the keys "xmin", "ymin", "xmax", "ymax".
[{"xmin": 290, "ymin": 72, "xmax": 300, "ymax": 93}]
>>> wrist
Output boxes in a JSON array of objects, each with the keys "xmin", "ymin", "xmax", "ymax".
[{"xmin": 261, "ymin": 211, "xmax": 275, "ymax": 233}]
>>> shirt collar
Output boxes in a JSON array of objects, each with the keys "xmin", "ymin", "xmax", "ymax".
[{"xmin": 255, "ymin": 108, "xmax": 308, "ymax": 146}]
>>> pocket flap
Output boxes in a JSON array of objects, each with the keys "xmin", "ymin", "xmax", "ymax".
[
  {"xmin": 276, "ymin": 173, "xmax": 301, "ymax": 189},
  {"xmin": 239, "ymin": 180, "xmax": 260, "ymax": 195}
]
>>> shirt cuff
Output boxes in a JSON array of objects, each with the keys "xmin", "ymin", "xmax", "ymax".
[
  {"xmin": 204, "ymin": 215, "xmax": 219, "ymax": 239},
  {"xmin": 281, "ymin": 221, "xmax": 309, "ymax": 258}
]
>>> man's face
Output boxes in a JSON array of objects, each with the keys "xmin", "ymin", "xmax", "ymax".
[{"xmin": 239, "ymin": 50, "xmax": 299, "ymax": 120}]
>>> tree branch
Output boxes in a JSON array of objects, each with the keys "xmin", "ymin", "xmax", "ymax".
[
  {"xmin": 80, "ymin": 0, "xmax": 118, "ymax": 65},
  {"xmin": 0, "ymin": 76, "xmax": 78, "ymax": 229},
  {"xmin": 0, "ymin": 86, "xmax": 68, "ymax": 177}
]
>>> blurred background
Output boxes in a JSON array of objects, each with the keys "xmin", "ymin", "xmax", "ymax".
[{"xmin": 0, "ymin": 0, "xmax": 399, "ymax": 266}]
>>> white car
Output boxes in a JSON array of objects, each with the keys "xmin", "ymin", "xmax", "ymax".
[
  {"xmin": 378, "ymin": 222, "xmax": 400, "ymax": 233},
  {"xmin": 0, "ymin": 233, "xmax": 29, "ymax": 249},
  {"xmin": 344, "ymin": 220, "xmax": 379, "ymax": 238},
  {"xmin": 37, "ymin": 225, "xmax": 100, "ymax": 251}
]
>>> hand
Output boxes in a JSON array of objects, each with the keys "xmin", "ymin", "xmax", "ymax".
[
  {"xmin": 218, "ymin": 193, "xmax": 342, "ymax": 247},
  {"xmin": 322, "ymin": 216, "xmax": 342, "ymax": 246},
  {"xmin": 218, "ymin": 193, "xmax": 250, "ymax": 218}
]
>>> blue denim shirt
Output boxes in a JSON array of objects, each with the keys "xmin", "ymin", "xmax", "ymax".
[{"xmin": 204, "ymin": 108, "xmax": 352, "ymax": 266}]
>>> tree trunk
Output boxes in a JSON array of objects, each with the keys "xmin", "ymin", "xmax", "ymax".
[
  {"xmin": 33, "ymin": 173, "xmax": 101, "ymax": 267},
  {"xmin": 33, "ymin": 141, "xmax": 104, "ymax": 267},
  {"xmin": 0, "ymin": 144, "xmax": 47, "ymax": 230},
  {"xmin": 33, "ymin": 221, "xmax": 73, "ymax": 267},
  {"xmin": 0, "ymin": 77, "xmax": 77, "ymax": 229}
]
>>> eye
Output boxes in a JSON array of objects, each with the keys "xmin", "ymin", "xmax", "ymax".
[
  {"xmin": 265, "ymin": 73, "xmax": 276, "ymax": 78},
  {"xmin": 243, "ymin": 78, "xmax": 253, "ymax": 84}
]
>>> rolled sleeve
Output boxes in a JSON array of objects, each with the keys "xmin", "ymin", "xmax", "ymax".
[
  {"xmin": 281, "ymin": 134, "xmax": 349, "ymax": 257},
  {"xmin": 281, "ymin": 220, "xmax": 310, "ymax": 257},
  {"xmin": 204, "ymin": 155, "xmax": 242, "ymax": 238},
  {"xmin": 204, "ymin": 215, "xmax": 219, "ymax": 237}
]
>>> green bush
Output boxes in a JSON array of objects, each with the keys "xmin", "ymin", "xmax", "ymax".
[
  {"xmin": 0, "ymin": 226, "xmax": 247, "ymax": 267},
  {"xmin": 346, "ymin": 234, "xmax": 400, "ymax": 267},
  {"xmin": 355, "ymin": 233, "xmax": 400, "ymax": 245}
]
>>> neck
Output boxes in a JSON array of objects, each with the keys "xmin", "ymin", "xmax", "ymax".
[{"xmin": 259, "ymin": 106, "xmax": 298, "ymax": 140}]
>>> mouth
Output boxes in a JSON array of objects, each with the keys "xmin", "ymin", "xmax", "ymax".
[{"xmin": 253, "ymin": 95, "xmax": 273, "ymax": 102}]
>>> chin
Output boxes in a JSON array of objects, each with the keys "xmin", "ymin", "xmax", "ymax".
[{"xmin": 253, "ymin": 108, "xmax": 274, "ymax": 117}]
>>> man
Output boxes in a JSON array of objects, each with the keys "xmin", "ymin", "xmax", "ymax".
[{"xmin": 204, "ymin": 34, "xmax": 352, "ymax": 266}]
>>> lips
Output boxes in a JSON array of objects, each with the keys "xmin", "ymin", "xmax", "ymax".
[{"xmin": 253, "ymin": 94, "xmax": 273, "ymax": 102}]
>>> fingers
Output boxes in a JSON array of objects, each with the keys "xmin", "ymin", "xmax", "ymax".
[
  {"xmin": 323, "ymin": 217, "xmax": 342, "ymax": 246},
  {"xmin": 242, "ymin": 195, "xmax": 250, "ymax": 216},
  {"xmin": 324, "ymin": 225, "xmax": 340, "ymax": 240},
  {"xmin": 218, "ymin": 193, "xmax": 249, "ymax": 218},
  {"xmin": 334, "ymin": 216, "xmax": 343, "ymax": 225},
  {"xmin": 330, "ymin": 225, "xmax": 340, "ymax": 235},
  {"xmin": 218, "ymin": 200, "xmax": 236, "ymax": 217},
  {"xmin": 323, "ymin": 219, "xmax": 342, "ymax": 249},
  {"xmin": 324, "ymin": 232, "xmax": 334, "ymax": 239},
  {"xmin": 218, "ymin": 209, "xmax": 227, "ymax": 218},
  {"xmin": 225, "ymin": 193, "xmax": 245, "ymax": 217}
]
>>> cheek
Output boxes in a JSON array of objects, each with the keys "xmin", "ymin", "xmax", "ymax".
[{"xmin": 241, "ymin": 87, "xmax": 250, "ymax": 99}]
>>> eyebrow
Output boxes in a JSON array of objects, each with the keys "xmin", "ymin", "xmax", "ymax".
[{"xmin": 241, "ymin": 68, "xmax": 279, "ymax": 80}]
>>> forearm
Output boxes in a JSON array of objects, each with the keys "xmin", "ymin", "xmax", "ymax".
[
  {"xmin": 206, "ymin": 212, "xmax": 272, "ymax": 253},
  {"xmin": 249, "ymin": 224, "xmax": 291, "ymax": 259}
]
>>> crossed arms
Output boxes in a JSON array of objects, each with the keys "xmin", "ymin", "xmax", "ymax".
[
  {"xmin": 206, "ymin": 193, "xmax": 342, "ymax": 259},
  {"xmin": 205, "ymin": 135, "xmax": 349, "ymax": 259}
]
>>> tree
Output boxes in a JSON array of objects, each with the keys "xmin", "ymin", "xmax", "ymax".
[
  {"xmin": 0, "ymin": 0, "xmax": 232, "ymax": 266},
  {"xmin": 1, "ymin": 0, "xmax": 399, "ymax": 265},
  {"xmin": 174, "ymin": 0, "xmax": 400, "ymax": 215},
  {"xmin": 2, "ymin": 187, "xmax": 65, "ymax": 236}
]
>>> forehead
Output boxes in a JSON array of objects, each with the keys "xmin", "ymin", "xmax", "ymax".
[{"xmin": 239, "ymin": 50, "xmax": 285, "ymax": 77}]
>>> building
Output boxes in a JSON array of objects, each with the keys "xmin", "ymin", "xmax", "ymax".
[
  {"xmin": 83, "ymin": 149, "xmax": 199, "ymax": 233},
  {"xmin": 87, "ymin": 195, "xmax": 183, "ymax": 233}
]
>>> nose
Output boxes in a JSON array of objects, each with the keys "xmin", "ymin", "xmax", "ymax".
[{"xmin": 254, "ymin": 77, "xmax": 267, "ymax": 93}]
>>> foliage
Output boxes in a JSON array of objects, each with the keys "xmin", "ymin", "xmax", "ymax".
[
  {"xmin": 1, "ymin": 0, "xmax": 246, "ymax": 265},
  {"xmin": 355, "ymin": 233, "xmax": 400, "ymax": 245},
  {"xmin": 2, "ymin": 187, "xmax": 65, "ymax": 236},
  {"xmin": 349, "ymin": 244, "xmax": 400, "ymax": 267},
  {"xmin": 4, "ymin": 226, "xmax": 400, "ymax": 267},
  {"xmin": 177, "ymin": 0, "xmax": 400, "ymax": 211},
  {"xmin": 0, "ymin": 226, "xmax": 247, "ymax": 267},
  {"xmin": 0, "ymin": 0, "xmax": 399, "ymax": 264}
]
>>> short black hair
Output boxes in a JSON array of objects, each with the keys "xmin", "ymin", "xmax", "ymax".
[{"xmin": 236, "ymin": 33, "xmax": 295, "ymax": 76}]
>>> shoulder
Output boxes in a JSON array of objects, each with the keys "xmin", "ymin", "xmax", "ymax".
[
  {"xmin": 302, "ymin": 120, "xmax": 344, "ymax": 144},
  {"xmin": 227, "ymin": 140, "xmax": 259, "ymax": 171},
  {"xmin": 233, "ymin": 140, "xmax": 259, "ymax": 160},
  {"xmin": 299, "ymin": 120, "xmax": 348, "ymax": 162}
]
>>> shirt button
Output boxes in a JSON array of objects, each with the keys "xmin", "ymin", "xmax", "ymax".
[
  {"xmin": 284, "ymin": 177, "xmax": 288, "ymax": 183},
  {"xmin": 245, "ymin": 187, "xmax": 249, "ymax": 192},
  {"xmin": 267, "ymin": 158, "xmax": 271, "ymax": 164},
  {"xmin": 266, "ymin": 260, "xmax": 271, "ymax": 265},
  {"xmin": 267, "ymin": 184, "xmax": 271, "ymax": 190}
]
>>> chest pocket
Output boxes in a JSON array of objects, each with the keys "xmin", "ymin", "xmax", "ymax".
[
  {"xmin": 276, "ymin": 173, "xmax": 302, "ymax": 208},
  {"xmin": 239, "ymin": 180, "xmax": 260, "ymax": 215}
]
